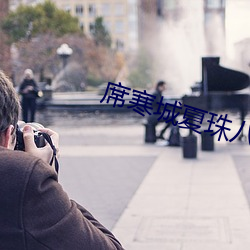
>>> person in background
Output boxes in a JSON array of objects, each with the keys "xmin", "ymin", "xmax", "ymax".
[
  {"xmin": 0, "ymin": 70, "xmax": 124, "ymax": 249},
  {"xmin": 148, "ymin": 80, "xmax": 172, "ymax": 140},
  {"xmin": 19, "ymin": 69, "xmax": 39, "ymax": 123}
]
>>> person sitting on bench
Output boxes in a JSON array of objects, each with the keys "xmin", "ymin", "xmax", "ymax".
[{"xmin": 147, "ymin": 80, "xmax": 172, "ymax": 140}]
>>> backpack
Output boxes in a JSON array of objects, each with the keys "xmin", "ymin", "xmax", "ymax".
[{"xmin": 168, "ymin": 125, "xmax": 181, "ymax": 146}]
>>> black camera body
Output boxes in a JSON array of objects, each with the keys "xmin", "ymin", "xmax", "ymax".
[{"xmin": 14, "ymin": 123, "xmax": 46, "ymax": 151}]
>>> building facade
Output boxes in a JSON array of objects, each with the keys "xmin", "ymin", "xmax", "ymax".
[
  {"xmin": 138, "ymin": 0, "xmax": 226, "ymax": 55},
  {"xmin": 10, "ymin": 0, "xmax": 138, "ymax": 51},
  {"xmin": 51, "ymin": 0, "xmax": 138, "ymax": 51}
]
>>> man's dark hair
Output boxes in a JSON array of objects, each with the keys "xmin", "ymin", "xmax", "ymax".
[
  {"xmin": 0, "ymin": 71, "xmax": 20, "ymax": 143},
  {"xmin": 156, "ymin": 80, "xmax": 166, "ymax": 90}
]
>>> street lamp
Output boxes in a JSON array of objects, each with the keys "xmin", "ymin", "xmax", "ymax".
[{"xmin": 56, "ymin": 43, "xmax": 73, "ymax": 68}]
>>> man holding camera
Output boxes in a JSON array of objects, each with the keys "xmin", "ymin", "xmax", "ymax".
[{"xmin": 0, "ymin": 71, "xmax": 124, "ymax": 249}]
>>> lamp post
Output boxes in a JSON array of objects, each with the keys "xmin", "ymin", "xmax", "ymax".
[{"xmin": 56, "ymin": 43, "xmax": 73, "ymax": 68}]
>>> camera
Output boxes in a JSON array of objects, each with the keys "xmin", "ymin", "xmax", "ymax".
[{"xmin": 14, "ymin": 122, "xmax": 46, "ymax": 151}]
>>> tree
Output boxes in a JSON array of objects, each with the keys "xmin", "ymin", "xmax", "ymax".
[
  {"xmin": 91, "ymin": 17, "xmax": 112, "ymax": 47},
  {"xmin": 0, "ymin": 0, "xmax": 12, "ymax": 75},
  {"xmin": 128, "ymin": 49, "xmax": 153, "ymax": 89},
  {"xmin": 1, "ymin": 0, "xmax": 80, "ymax": 43},
  {"xmin": 13, "ymin": 33, "xmax": 122, "ymax": 90}
]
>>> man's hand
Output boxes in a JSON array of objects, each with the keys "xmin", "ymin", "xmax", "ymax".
[{"xmin": 23, "ymin": 125, "xmax": 59, "ymax": 165}]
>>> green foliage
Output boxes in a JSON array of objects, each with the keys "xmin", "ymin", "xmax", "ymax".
[
  {"xmin": 128, "ymin": 50, "xmax": 153, "ymax": 89},
  {"xmin": 92, "ymin": 17, "xmax": 111, "ymax": 47},
  {"xmin": 86, "ymin": 73, "xmax": 103, "ymax": 87},
  {"xmin": 1, "ymin": 0, "xmax": 80, "ymax": 42}
]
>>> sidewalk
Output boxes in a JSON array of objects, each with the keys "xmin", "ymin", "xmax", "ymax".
[
  {"xmin": 52, "ymin": 122, "xmax": 250, "ymax": 250},
  {"xmin": 112, "ymin": 141, "xmax": 250, "ymax": 250}
]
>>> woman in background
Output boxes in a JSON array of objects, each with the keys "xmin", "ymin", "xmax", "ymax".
[{"xmin": 19, "ymin": 69, "xmax": 39, "ymax": 123}]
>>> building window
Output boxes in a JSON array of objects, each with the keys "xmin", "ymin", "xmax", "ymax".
[
  {"xmin": 115, "ymin": 20, "xmax": 124, "ymax": 33},
  {"xmin": 116, "ymin": 39, "xmax": 124, "ymax": 51},
  {"xmin": 101, "ymin": 3, "xmax": 111, "ymax": 16},
  {"xmin": 76, "ymin": 5, "xmax": 84, "ymax": 16},
  {"xmin": 89, "ymin": 22, "xmax": 95, "ymax": 33},
  {"xmin": 80, "ymin": 22, "xmax": 84, "ymax": 32},
  {"xmin": 115, "ymin": 3, "xmax": 125, "ymax": 16},
  {"xmin": 89, "ymin": 4, "xmax": 96, "ymax": 17}
]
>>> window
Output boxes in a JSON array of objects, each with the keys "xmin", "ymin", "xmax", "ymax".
[
  {"xmin": 80, "ymin": 22, "xmax": 84, "ymax": 32},
  {"xmin": 102, "ymin": 3, "xmax": 111, "ymax": 16},
  {"xmin": 89, "ymin": 4, "xmax": 96, "ymax": 17},
  {"xmin": 75, "ymin": 5, "xmax": 84, "ymax": 16},
  {"xmin": 115, "ymin": 20, "xmax": 124, "ymax": 33},
  {"xmin": 89, "ymin": 22, "xmax": 95, "ymax": 33},
  {"xmin": 116, "ymin": 39, "xmax": 124, "ymax": 50},
  {"xmin": 115, "ymin": 3, "xmax": 125, "ymax": 16}
]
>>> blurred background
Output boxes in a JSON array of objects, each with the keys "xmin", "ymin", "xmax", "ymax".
[{"xmin": 1, "ymin": 0, "xmax": 250, "ymax": 97}]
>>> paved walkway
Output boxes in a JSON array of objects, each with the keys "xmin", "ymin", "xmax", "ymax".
[
  {"xmin": 111, "ymin": 141, "xmax": 250, "ymax": 249},
  {"xmin": 49, "ymin": 122, "xmax": 250, "ymax": 250}
]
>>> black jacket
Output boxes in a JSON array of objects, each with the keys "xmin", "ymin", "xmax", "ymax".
[
  {"xmin": 152, "ymin": 89, "xmax": 163, "ymax": 113},
  {"xmin": 19, "ymin": 79, "xmax": 38, "ymax": 99}
]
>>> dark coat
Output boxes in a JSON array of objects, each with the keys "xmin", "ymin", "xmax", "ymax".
[
  {"xmin": 19, "ymin": 79, "xmax": 38, "ymax": 99},
  {"xmin": 151, "ymin": 89, "xmax": 162, "ymax": 113},
  {"xmin": 0, "ymin": 147, "xmax": 124, "ymax": 250},
  {"xmin": 147, "ymin": 89, "xmax": 163, "ymax": 124}
]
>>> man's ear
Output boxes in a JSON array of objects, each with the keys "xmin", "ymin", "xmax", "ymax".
[{"xmin": 2, "ymin": 125, "xmax": 15, "ymax": 149}]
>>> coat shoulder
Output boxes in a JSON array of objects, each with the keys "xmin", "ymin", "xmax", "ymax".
[{"xmin": 0, "ymin": 148, "xmax": 40, "ymax": 191}]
